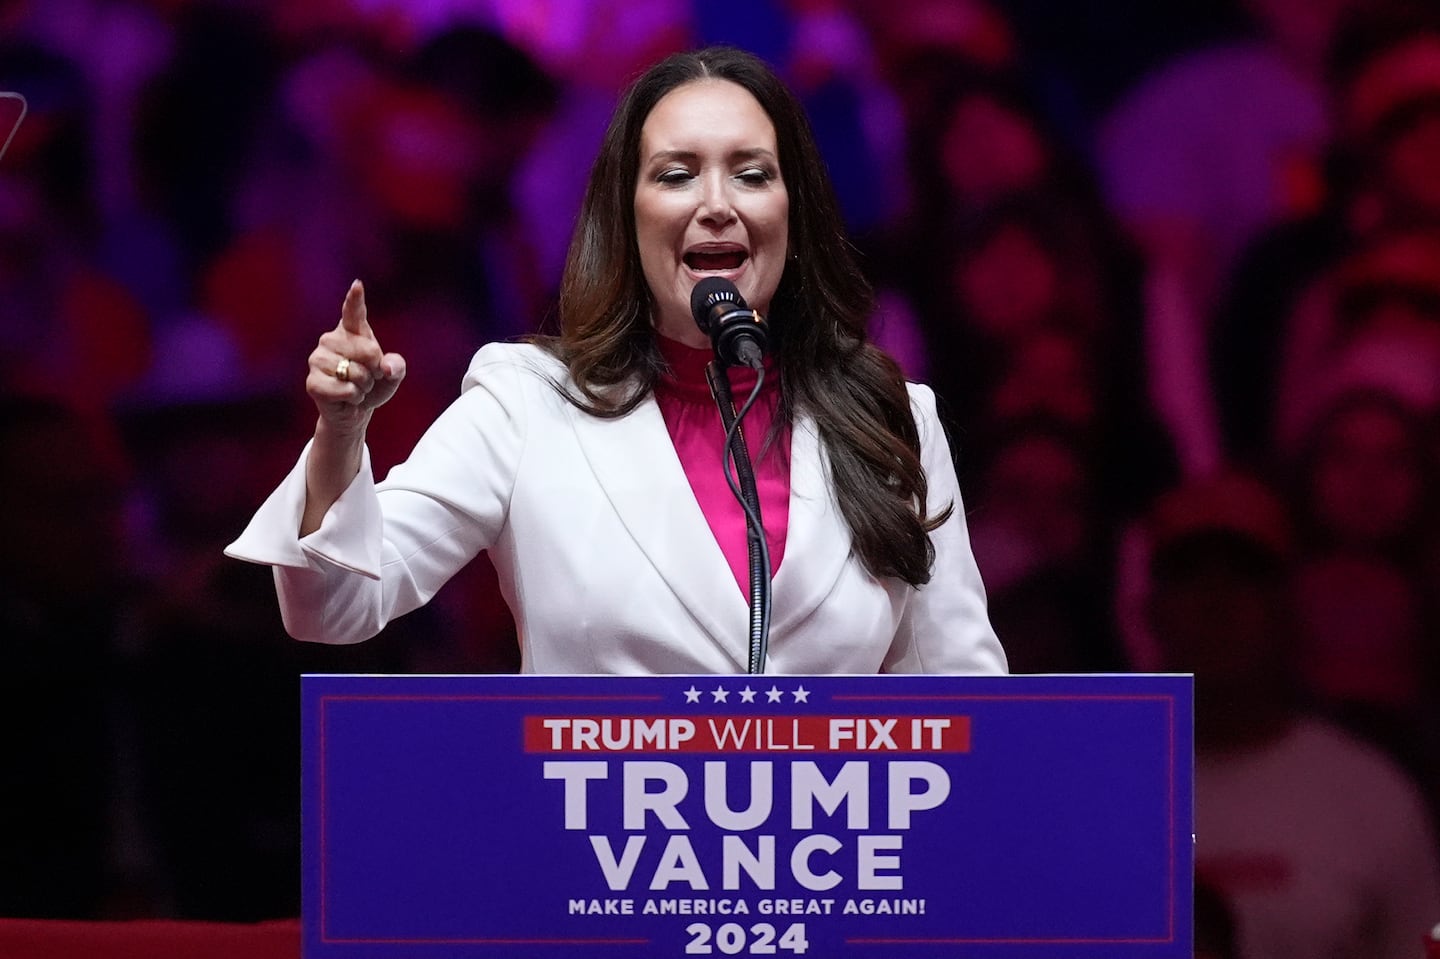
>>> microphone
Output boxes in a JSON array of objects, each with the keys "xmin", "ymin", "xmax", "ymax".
[
  {"xmin": 689, "ymin": 278, "xmax": 768, "ymax": 369},
  {"xmin": 689, "ymin": 276, "xmax": 773, "ymax": 671}
]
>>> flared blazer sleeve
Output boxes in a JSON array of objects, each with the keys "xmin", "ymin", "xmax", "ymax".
[{"xmin": 224, "ymin": 343, "xmax": 533, "ymax": 644}]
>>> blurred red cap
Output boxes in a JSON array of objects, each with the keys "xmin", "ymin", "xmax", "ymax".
[
  {"xmin": 1148, "ymin": 472, "xmax": 1292, "ymax": 560},
  {"xmin": 1344, "ymin": 33, "xmax": 1440, "ymax": 141},
  {"xmin": 1337, "ymin": 229, "xmax": 1440, "ymax": 296}
]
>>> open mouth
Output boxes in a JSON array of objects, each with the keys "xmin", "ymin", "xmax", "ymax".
[{"xmin": 684, "ymin": 249, "xmax": 748, "ymax": 272}]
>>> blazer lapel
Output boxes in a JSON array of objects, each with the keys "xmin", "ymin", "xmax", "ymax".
[
  {"xmin": 568, "ymin": 394, "xmax": 750, "ymax": 670},
  {"xmin": 771, "ymin": 415, "xmax": 851, "ymax": 639}
]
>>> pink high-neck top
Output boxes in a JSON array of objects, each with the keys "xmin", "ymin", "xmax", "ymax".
[{"xmin": 653, "ymin": 335, "xmax": 791, "ymax": 597}]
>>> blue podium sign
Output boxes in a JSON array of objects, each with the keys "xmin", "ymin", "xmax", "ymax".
[{"xmin": 302, "ymin": 674, "xmax": 1192, "ymax": 957}]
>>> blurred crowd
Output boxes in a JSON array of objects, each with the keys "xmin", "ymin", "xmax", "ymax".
[{"xmin": 3, "ymin": 0, "xmax": 1440, "ymax": 954}]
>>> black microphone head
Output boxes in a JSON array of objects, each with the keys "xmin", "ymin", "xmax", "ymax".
[{"xmin": 690, "ymin": 277, "xmax": 748, "ymax": 334}]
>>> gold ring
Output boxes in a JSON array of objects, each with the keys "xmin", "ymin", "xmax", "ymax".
[{"xmin": 335, "ymin": 357, "xmax": 351, "ymax": 382}]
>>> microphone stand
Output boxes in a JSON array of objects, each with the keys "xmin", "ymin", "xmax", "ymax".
[{"xmin": 704, "ymin": 361, "xmax": 772, "ymax": 674}]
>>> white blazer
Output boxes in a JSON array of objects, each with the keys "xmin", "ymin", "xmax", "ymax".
[{"xmin": 225, "ymin": 343, "xmax": 1006, "ymax": 676}]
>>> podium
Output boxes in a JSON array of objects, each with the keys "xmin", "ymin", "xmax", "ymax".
[{"xmin": 302, "ymin": 674, "xmax": 1192, "ymax": 957}]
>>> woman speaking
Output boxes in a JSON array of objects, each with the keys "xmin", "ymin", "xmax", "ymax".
[{"xmin": 226, "ymin": 46, "xmax": 1006, "ymax": 676}]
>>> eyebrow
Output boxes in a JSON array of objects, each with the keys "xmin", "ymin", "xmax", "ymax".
[{"xmin": 644, "ymin": 147, "xmax": 779, "ymax": 165}]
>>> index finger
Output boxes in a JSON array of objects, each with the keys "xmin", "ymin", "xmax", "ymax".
[{"xmin": 341, "ymin": 279, "xmax": 374, "ymax": 339}]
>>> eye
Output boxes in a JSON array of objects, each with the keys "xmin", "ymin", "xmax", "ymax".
[
  {"xmin": 736, "ymin": 167, "xmax": 774, "ymax": 185},
  {"xmin": 656, "ymin": 168, "xmax": 693, "ymax": 185}
]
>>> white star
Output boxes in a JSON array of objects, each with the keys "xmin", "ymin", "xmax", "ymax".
[
  {"xmin": 765, "ymin": 686, "xmax": 784, "ymax": 703},
  {"xmin": 738, "ymin": 686, "xmax": 757, "ymax": 703},
  {"xmin": 711, "ymin": 686, "xmax": 730, "ymax": 703},
  {"xmin": 683, "ymin": 686, "xmax": 702, "ymax": 704},
  {"xmin": 792, "ymin": 685, "xmax": 810, "ymax": 703}
]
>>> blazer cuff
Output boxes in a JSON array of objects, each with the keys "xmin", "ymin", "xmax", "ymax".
[{"xmin": 224, "ymin": 440, "xmax": 383, "ymax": 580}]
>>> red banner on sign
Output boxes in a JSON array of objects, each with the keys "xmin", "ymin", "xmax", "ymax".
[{"xmin": 523, "ymin": 715, "xmax": 972, "ymax": 754}]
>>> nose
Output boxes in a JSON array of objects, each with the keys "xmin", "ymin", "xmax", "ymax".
[{"xmin": 697, "ymin": 173, "xmax": 736, "ymax": 228}]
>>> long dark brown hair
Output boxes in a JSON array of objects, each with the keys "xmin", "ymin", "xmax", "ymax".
[{"xmin": 537, "ymin": 45, "xmax": 949, "ymax": 586}]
